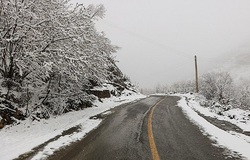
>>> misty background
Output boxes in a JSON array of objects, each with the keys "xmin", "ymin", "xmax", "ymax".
[{"xmin": 71, "ymin": 0, "xmax": 250, "ymax": 88}]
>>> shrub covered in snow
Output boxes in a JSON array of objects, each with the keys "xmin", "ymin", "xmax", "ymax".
[
  {"xmin": 198, "ymin": 72, "xmax": 250, "ymax": 111},
  {"xmin": 189, "ymin": 93, "xmax": 250, "ymax": 126},
  {"xmin": 200, "ymin": 72, "xmax": 234, "ymax": 105},
  {"xmin": 234, "ymin": 82, "xmax": 250, "ymax": 110}
]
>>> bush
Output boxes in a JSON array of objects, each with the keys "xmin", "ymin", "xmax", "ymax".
[{"xmin": 200, "ymin": 72, "xmax": 234, "ymax": 105}]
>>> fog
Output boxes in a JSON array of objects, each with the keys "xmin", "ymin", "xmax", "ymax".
[{"xmin": 71, "ymin": 0, "xmax": 250, "ymax": 88}]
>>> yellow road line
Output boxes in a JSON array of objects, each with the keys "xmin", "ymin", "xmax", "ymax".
[{"xmin": 147, "ymin": 97, "xmax": 166, "ymax": 160}]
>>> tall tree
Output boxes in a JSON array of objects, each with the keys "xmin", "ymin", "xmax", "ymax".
[{"xmin": 0, "ymin": 0, "xmax": 119, "ymax": 118}]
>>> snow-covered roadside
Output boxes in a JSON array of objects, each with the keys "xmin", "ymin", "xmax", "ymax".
[
  {"xmin": 177, "ymin": 94, "xmax": 250, "ymax": 159},
  {"xmin": 180, "ymin": 93, "xmax": 250, "ymax": 132},
  {"xmin": 0, "ymin": 92, "xmax": 146, "ymax": 160}
]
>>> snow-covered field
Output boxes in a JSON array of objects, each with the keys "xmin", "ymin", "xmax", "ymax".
[
  {"xmin": 177, "ymin": 93, "xmax": 250, "ymax": 159},
  {"xmin": 0, "ymin": 91, "xmax": 146, "ymax": 160}
]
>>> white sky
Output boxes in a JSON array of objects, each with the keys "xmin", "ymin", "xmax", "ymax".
[{"xmin": 71, "ymin": 0, "xmax": 250, "ymax": 88}]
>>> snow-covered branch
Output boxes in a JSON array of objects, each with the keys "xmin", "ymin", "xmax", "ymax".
[{"xmin": 0, "ymin": 0, "xmax": 125, "ymax": 125}]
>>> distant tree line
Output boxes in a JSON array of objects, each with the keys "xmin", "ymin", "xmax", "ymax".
[{"xmin": 143, "ymin": 72, "xmax": 250, "ymax": 110}]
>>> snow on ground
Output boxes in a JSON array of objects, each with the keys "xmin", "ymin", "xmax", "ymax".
[
  {"xmin": 0, "ymin": 91, "xmax": 146, "ymax": 160},
  {"xmin": 177, "ymin": 94, "xmax": 250, "ymax": 159},
  {"xmin": 179, "ymin": 93, "xmax": 250, "ymax": 132}
]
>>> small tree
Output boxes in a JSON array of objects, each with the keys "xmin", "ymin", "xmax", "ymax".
[
  {"xmin": 200, "ymin": 72, "xmax": 234, "ymax": 105},
  {"xmin": 235, "ymin": 80, "xmax": 250, "ymax": 110}
]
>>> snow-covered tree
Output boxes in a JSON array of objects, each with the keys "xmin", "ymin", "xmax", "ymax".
[
  {"xmin": 0, "ymin": 0, "xmax": 120, "ymax": 121},
  {"xmin": 200, "ymin": 72, "xmax": 234, "ymax": 105},
  {"xmin": 234, "ymin": 80, "xmax": 250, "ymax": 110},
  {"xmin": 168, "ymin": 80, "xmax": 194, "ymax": 93}
]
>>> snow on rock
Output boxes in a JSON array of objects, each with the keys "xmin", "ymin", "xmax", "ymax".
[
  {"xmin": 177, "ymin": 94, "xmax": 250, "ymax": 159},
  {"xmin": 0, "ymin": 92, "xmax": 146, "ymax": 160}
]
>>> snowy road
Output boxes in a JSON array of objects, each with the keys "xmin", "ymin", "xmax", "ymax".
[{"xmin": 47, "ymin": 96, "xmax": 242, "ymax": 160}]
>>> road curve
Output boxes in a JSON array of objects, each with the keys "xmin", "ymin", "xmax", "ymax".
[{"xmin": 48, "ymin": 96, "xmax": 241, "ymax": 160}]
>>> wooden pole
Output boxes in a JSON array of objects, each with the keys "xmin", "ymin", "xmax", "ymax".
[{"xmin": 195, "ymin": 55, "xmax": 199, "ymax": 93}]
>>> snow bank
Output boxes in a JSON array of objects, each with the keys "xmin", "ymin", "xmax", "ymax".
[
  {"xmin": 0, "ymin": 92, "xmax": 146, "ymax": 160},
  {"xmin": 179, "ymin": 93, "xmax": 250, "ymax": 132},
  {"xmin": 178, "ymin": 95, "xmax": 250, "ymax": 159}
]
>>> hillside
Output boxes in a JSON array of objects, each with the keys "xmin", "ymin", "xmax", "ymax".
[
  {"xmin": 219, "ymin": 47, "xmax": 250, "ymax": 82},
  {"xmin": 0, "ymin": 0, "xmax": 138, "ymax": 129}
]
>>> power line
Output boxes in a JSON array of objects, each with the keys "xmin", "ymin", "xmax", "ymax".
[
  {"xmin": 98, "ymin": 19, "xmax": 193, "ymax": 60},
  {"xmin": 97, "ymin": 19, "xmax": 234, "ymax": 68}
]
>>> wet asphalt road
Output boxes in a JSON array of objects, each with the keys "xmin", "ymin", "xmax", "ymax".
[{"xmin": 48, "ymin": 96, "xmax": 240, "ymax": 160}]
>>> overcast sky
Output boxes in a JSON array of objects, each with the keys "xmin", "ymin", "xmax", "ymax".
[{"xmin": 71, "ymin": 0, "xmax": 250, "ymax": 88}]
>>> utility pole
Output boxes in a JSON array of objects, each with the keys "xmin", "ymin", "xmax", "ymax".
[{"xmin": 195, "ymin": 55, "xmax": 199, "ymax": 93}]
